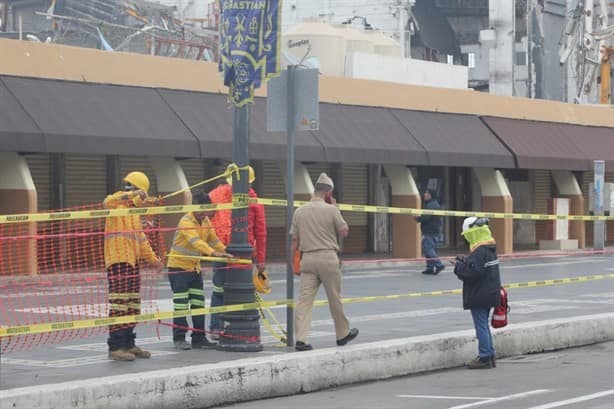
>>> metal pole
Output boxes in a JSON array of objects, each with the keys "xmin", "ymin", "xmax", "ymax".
[
  {"xmin": 285, "ymin": 65, "xmax": 296, "ymax": 347},
  {"xmin": 594, "ymin": 160, "xmax": 605, "ymax": 251},
  {"xmin": 217, "ymin": 103, "xmax": 263, "ymax": 352}
]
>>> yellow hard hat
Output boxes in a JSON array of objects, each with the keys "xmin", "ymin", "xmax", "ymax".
[
  {"xmin": 124, "ymin": 171, "xmax": 150, "ymax": 193},
  {"xmin": 253, "ymin": 269, "xmax": 271, "ymax": 294},
  {"xmin": 227, "ymin": 165, "xmax": 255, "ymax": 185}
]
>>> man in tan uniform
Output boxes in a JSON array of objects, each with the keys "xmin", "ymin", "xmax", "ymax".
[{"xmin": 291, "ymin": 172, "xmax": 359, "ymax": 351}]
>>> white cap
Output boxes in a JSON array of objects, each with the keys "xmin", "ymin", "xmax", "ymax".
[{"xmin": 316, "ymin": 172, "xmax": 334, "ymax": 188}]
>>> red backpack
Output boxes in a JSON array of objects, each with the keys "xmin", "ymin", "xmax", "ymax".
[{"xmin": 491, "ymin": 286, "xmax": 509, "ymax": 328}]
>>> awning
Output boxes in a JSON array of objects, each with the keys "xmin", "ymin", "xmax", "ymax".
[
  {"xmin": 482, "ymin": 117, "xmax": 614, "ymax": 171},
  {"xmin": 314, "ymin": 103, "xmax": 428, "ymax": 165},
  {"xmin": 1, "ymin": 76, "xmax": 200, "ymax": 157},
  {"xmin": 0, "ymin": 78, "xmax": 44, "ymax": 152},
  {"xmin": 391, "ymin": 110, "xmax": 516, "ymax": 168},
  {"xmin": 157, "ymin": 91, "xmax": 326, "ymax": 162}
]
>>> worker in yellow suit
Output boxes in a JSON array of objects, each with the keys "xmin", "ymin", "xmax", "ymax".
[
  {"xmin": 104, "ymin": 171, "xmax": 162, "ymax": 362},
  {"xmin": 167, "ymin": 191, "xmax": 233, "ymax": 350}
]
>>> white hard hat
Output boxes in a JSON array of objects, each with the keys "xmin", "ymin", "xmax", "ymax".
[
  {"xmin": 462, "ymin": 217, "xmax": 489, "ymax": 234},
  {"xmin": 462, "ymin": 217, "xmax": 478, "ymax": 234}
]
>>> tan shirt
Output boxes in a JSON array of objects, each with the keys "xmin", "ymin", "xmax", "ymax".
[{"xmin": 291, "ymin": 198, "xmax": 348, "ymax": 253}]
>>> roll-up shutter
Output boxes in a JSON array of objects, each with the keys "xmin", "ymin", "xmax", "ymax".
[
  {"xmin": 24, "ymin": 154, "xmax": 52, "ymax": 211},
  {"xmin": 261, "ymin": 160, "xmax": 286, "ymax": 259},
  {"xmin": 305, "ymin": 163, "xmax": 331, "ymax": 183},
  {"xmin": 533, "ymin": 170, "xmax": 551, "ymax": 243},
  {"xmin": 119, "ymin": 156, "xmax": 157, "ymax": 195},
  {"xmin": 180, "ymin": 159, "xmax": 205, "ymax": 188},
  {"xmin": 341, "ymin": 164, "xmax": 368, "ymax": 254},
  {"xmin": 64, "ymin": 155, "xmax": 107, "ymax": 208}
]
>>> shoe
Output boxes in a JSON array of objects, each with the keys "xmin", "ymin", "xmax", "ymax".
[
  {"xmin": 435, "ymin": 265, "xmax": 445, "ymax": 275},
  {"xmin": 209, "ymin": 331, "xmax": 220, "ymax": 341},
  {"xmin": 192, "ymin": 338, "xmax": 218, "ymax": 349},
  {"xmin": 337, "ymin": 328, "xmax": 359, "ymax": 346},
  {"xmin": 108, "ymin": 349, "xmax": 136, "ymax": 361},
  {"xmin": 174, "ymin": 340, "xmax": 192, "ymax": 350},
  {"xmin": 421, "ymin": 269, "xmax": 437, "ymax": 275},
  {"xmin": 295, "ymin": 341, "xmax": 313, "ymax": 351},
  {"xmin": 467, "ymin": 356, "xmax": 493, "ymax": 369},
  {"xmin": 128, "ymin": 346, "xmax": 151, "ymax": 359}
]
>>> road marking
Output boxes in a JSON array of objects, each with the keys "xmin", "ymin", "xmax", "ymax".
[
  {"xmin": 524, "ymin": 389, "xmax": 614, "ymax": 409},
  {"xmin": 311, "ymin": 308, "xmax": 462, "ymax": 327},
  {"xmin": 504, "ymin": 259, "xmax": 606, "ymax": 269},
  {"xmin": 396, "ymin": 394, "xmax": 491, "ymax": 400},
  {"xmin": 446, "ymin": 389, "xmax": 551, "ymax": 409}
]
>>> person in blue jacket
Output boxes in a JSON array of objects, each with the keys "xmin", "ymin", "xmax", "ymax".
[
  {"xmin": 453, "ymin": 217, "xmax": 501, "ymax": 369},
  {"xmin": 416, "ymin": 189, "xmax": 445, "ymax": 275}
]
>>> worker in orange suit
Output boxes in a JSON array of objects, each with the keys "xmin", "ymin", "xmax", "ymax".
[
  {"xmin": 103, "ymin": 171, "xmax": 163, "ymax": 362},
  {"xmin": 207, "ymin": 165, "xmax": 267, "ymax": 338}
]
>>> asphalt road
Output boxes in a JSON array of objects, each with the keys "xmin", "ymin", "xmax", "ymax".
[
  {"xmin": 219, "ymin": 341, "xmax": 614, "ymax": 409},
  {"xmin": 1, "ymin": 252, "xmax": 614, "ymax": 392}
]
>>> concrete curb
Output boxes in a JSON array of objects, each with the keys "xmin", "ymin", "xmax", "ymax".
[{"xmin": 3, "ymin": 313, "xmax": 614, "ymax": 409}]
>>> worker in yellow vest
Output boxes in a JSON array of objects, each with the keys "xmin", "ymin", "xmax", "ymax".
[
  {"xmin": 167, "ymin": 191, "xmax": 233, "ymax": 350},
  {"xmin": 103, "ymin": 171, "xmax": 162, "ymax": 362}
]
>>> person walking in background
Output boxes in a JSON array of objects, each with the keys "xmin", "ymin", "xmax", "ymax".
[
  {"xmin": 103, "ymin": 171, "xmax": 163, "ymax": 362},
  {"xmin": 208, "ymin": 165, "xmax": 267, "ymax": 338},
  {"xmin": 453, "ymin": 217, "xmax": 501, "ymax": 369},
  {"xmin": 417, "ymin": 189, "xmax": 445, "ymax": 275},
  {"xmin": 291, "ymin": 172, "xmax": 358, "ymax": 351},
  {"xmin": 166, "ymin": 192, "xmax": 233, "ymax": 350}
]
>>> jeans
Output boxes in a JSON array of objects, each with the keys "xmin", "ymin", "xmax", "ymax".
[
  {"xmin": 209, "ymin": 262, "xmax": 225, "ymax": 332},
  {"xmin": 471, "ymin": 308, "xmax": 495, "ymax": 358},
  {"xmin": 422, "ymin": 234, "xmax": 444, "ymax": 271}
]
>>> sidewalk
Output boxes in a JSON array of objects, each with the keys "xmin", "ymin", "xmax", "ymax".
[{"xmin": 3, "ymin": 313, "xmax": 614, "ymax": 409}]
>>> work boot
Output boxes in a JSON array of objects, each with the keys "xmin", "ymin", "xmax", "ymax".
[
  {"xmin": 192, "ymin": 338, "xmax": 218, "ymax": 349},
  {"xmin": 108, "ymin": 349, "xmax": 136, "ymax": 361},
  {"xmin": 174, "ymin": 340, "xmax": 191, "ymax": 350},
  {"xmin": 128, "ymin": 346, "xmax": 151, "ymax": 359},
  {"xmin": 467, "ymin": 356, "xmax": 493, "ymax": 369}
]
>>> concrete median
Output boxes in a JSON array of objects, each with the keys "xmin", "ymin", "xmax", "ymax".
[{"xmin": 2, "ymin": 312, "xmax": 614, "ymax": 409}]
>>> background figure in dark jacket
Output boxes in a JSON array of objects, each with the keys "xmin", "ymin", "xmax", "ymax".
[
  {"xmin": 453, "ymin": 217, "xmax": 501, "ymax": 369},
  {"xmin": 416, "ymin": 189, "xmax": 445, "ymax": 275}
]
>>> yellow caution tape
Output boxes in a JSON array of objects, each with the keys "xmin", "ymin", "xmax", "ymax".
[
  {"xmin": 166, "ymin": 254, "xmax": 253, "ymax": 265},
  {"xmin": 0, "ymin": 202, "xmax": 244, "ymax": 225},
  {"xmin": 253, "ymin": 198, "xmax": 614, "ymax": 222},
  {"xmin": 162, "ymin": 164, "xmax": 250, "ymax": 200},
  {"xmin": 2, "ymin": 273, "xmax": 613, "ymax": 338},
  {"xmin": 0, "ymin": 196, "xmax": 610, "ymax": 225}
]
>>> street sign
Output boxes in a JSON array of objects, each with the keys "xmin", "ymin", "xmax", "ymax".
[{"xmin": 266, "ymin": 68, "xmax": 319, "ymax": 132}]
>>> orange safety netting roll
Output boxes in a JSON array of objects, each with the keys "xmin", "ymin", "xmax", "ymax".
[{"xmin": 0, "ymin": 204, "xmax": 165, "ymax": 354}]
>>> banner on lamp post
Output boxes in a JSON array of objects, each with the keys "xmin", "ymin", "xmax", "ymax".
[{"xmin": 219, "ymin": 0, "xmax": 283, "ymax": 107}]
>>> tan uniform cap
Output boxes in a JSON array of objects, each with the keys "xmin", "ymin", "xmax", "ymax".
[{"xmin": 316, "ymin": 172, "xmax": 334, "ymax": 189}]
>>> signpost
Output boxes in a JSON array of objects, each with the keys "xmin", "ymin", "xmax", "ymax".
[{"xmin": 267, "ymin": 66, "xmax": 319, "ymax": 347}]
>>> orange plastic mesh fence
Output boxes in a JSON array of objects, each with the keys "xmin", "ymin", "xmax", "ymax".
[{"xmin": 0, "ymin": 203, "xmax": 164, "ymax": 354}]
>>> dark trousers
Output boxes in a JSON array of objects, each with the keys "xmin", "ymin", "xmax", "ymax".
[
  {"xmin": 209, "ymin": 262, "xmax": 225, "ymax": 332},
  {"xmin": 168, "ymin": 268, "xmax": 206, "ymax": 344},
  {"xmin": 107, "ymin": 263, "xmax": 140, "ymax": 351},
  {"xmin": 422, "ymin": 234, "xmax": 444, "ymax": 271}
]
